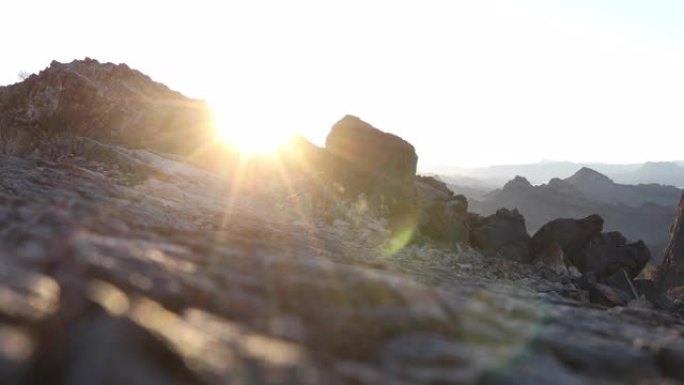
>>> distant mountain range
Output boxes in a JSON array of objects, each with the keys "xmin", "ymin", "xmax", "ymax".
[
  {"xmin": 469, "ymin": 167, "xmax": 683, "ymax": 263},
  {"xmin": 422, "ymin": 174, "xmax": 498, "ymax": 200},
  {"xmin": 423, "ymin": 160, "xmax": 684, "ymax": 188},
  {"xmin": 613, "ymin": 162, "xmax": 684, "ymax": 187}
]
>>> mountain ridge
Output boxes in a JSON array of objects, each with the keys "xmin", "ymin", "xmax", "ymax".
[
  {"xmin": 472, "ymin": 168, "xmax": 682, "ymax": 262},
  {"xmin": 426, "ymin": 160, "xmax": 684, "ymax": 187}
]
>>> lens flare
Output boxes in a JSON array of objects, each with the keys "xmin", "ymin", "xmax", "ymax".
[{"xmin": 211, "ymin": 105, "xmax": 294, "ymax": 154}]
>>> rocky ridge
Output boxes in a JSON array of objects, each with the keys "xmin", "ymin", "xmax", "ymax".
[{"xmin": 0, "ymin": 58, "xmax": 225, "ymax": 169}]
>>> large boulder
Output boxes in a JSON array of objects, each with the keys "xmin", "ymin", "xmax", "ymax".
[
  {"xmin": 529, "ymin": 214, "xmax": 604, "ymax": 267},
  {"xmin": 580, "ymin": 231, "xmax": 651, "ymax": 280},
  {"xmin": 415, "ymin": 176, "xmax": 470, "ymax": 247},
  {"xmin": 324, "ymin": 115, "xmax": 418, "ymax": 228},
  {"xmin": 530, "ymin": 215, "xmax": 653, "ymax": 304},
  {"xmin": 470, "ymin": 208, "xmax": 531, "ymax": 262},
  {"xmin": 655, "ymin": 193, "xmax": 684, "ymax": 290},
  {"xmin": 0, "ymin": 58, "xmax": 215, "ymax": 160},
  {"xmin": 584, "ymin": 237, "xmax": 654, "ymax": 307}
]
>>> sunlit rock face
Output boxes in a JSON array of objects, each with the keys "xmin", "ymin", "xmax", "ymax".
[
  {"xmin": 0, "ymin": 58, "xmax": 215, "ymax": 158},
  {"xmin": 656, "ymin": 193, "xmax": 684, "ymax": 290},
  {"xmin": 325, "ymin": 115, "xmax": 418, "ymax": 228}
]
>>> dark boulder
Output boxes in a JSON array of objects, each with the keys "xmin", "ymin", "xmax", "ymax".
[
  {"xmin": 579, "ymin": 232, "xmax": 651, "ymax": 281},
  {"xmin": 470, "ymin": 208, "xmax": 531, "ymax": 262},
  {"xmin": 530, "ymin": 215, "xmax": 653, "ymax": 298},
  {"xmin": 633, "ymin": 279, "xmax": 674, "ymax": 310},
  {"xmin": 416, "ymin": 176, "xmax": 469, "ymax": 247},
  {"xmin": 655, "ymin": 193, "xmax": 684, "ymax": 291},
  {"xmin": 324, "ymin": 115, "xmax": 418, "ymax": 228},
  {"xmin": 529, "ymin": 214, "xmax": 604, "ymax": 267}
]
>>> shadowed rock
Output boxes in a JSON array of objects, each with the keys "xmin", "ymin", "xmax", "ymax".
[
  {"xmin": 581, "ymin": 232, "xmax": 651, "ymax": 281},
  {"xmin": 416, "ymin": 176, "xmax": 470, "ymax": 247},
  {"xmin": 656, "ymin": 193, "xmax": 684, "ymax": 290},
  {"xmin": 529, "ymin": 214, "xmax": 604, "ymax": 267},
  {"xmin": 325, "ymin": 115, "xmax": 418, "ymax": 228},
  {"xmin": 470, "ymin": 208, "xmax": 531, "ymax": 262},
  {"xmin": 24, "ymin": 305, "xmax": 203, "ymax": 385},
  {"xmin": 529, "ymin": 215, "xmax": 653, "ymax": 306}
]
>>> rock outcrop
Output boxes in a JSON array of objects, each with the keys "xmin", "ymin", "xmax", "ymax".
[
  {"xmin": 324, "ymin": 115, "xmax": 418, "ymax": 228},
  {"xmin": 656, "ymin": 193, "xmax": 684, "ymax": 290},
  {"xmin": 529, "ymin": 214, "xmax": 605, "ymax": 267},
  {"xmin": 0, "ymin": 58, "xmax": 217, "ymax": 162},
  {"xmin": 470, "ymin": 208, "xmax": 531, "ymax": 262},
  {"xmin": 581, "ymin": 232, "xmax": 651, "ymax": 280},
  {"xmin": 415, "ymin": 176, "xmax": 470, "ymax": 247},
  {"xmin": 529, "ymin": 215, "xmax": 653, "ymax": 305}
]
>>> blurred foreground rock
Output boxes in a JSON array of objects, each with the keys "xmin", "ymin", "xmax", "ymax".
[{"xmin": 0, "ymin": 144, "xmax": 681, "ymax": 384}]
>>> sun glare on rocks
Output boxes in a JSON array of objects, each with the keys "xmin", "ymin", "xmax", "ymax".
[{"xmin": 211, "ymin": 104, "xmax": 295, "ymax": 155}]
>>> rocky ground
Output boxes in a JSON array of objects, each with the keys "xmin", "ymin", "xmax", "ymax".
[
  {"xmin": 0, "ymin": 136, "xmax": 682, "ymax": 385},
  {"xmin": 2, "ymin": 59, "xmax": 684, "ymax": 385}
]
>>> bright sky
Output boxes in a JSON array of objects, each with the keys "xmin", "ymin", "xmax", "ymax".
[{"xmin": 2, "ymin": 0, "xmax": 684, "ymax": 168}]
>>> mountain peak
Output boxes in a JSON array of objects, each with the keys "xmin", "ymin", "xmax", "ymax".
[
  {"xmin": 566, "ymin": 167, "xmax": 613, "ymax": 184},
  {"xmin": 503, "ymin": 175, "xmax": 533, "ymax": 190}
]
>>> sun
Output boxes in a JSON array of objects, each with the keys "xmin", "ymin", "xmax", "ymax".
[{"xmin": 210, "ymin": 105, "xmax": 293, "ymax": 154}]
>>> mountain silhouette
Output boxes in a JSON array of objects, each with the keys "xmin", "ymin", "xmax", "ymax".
[{"xmin": 472, "ymin": 168, "xmax": 682, "ymax": 262}]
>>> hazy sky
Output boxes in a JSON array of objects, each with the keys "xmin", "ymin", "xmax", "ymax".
[{"xmin": 2, "ymin": 0, "xmax": 684, "ymax": 168}]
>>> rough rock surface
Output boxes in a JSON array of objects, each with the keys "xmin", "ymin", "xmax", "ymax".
[
  {"xmin": 656, "ymin": 193, "xmax": 684, "ymax": 290},
  {"xmin": 3, "ymin": 150, "xmax": 684, "ymax": 385},
  {"xmin": 0, "ymin": 58, "xmax": 217, "ymax": 162},
  {"xmin": 470, "ymin": 208, "xmax": 531, "ymax": 263},
  {"xmin": 2, "ymin": 60, "xmax": 684, "ymax": 384},
  {"xmin": 582, "ymin": 232, "xmax": 651, "ymax": 281},
  {"xmin": 529, "ymin": 214, "xmax": 604, "ymax": 267},
  {"xmin": 324, "ymin": 115, "xmax": 418, "ymax": 227},
  {"xmin": 415, "ymin": 176, "xmax": 470, "ymax": 247}
]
